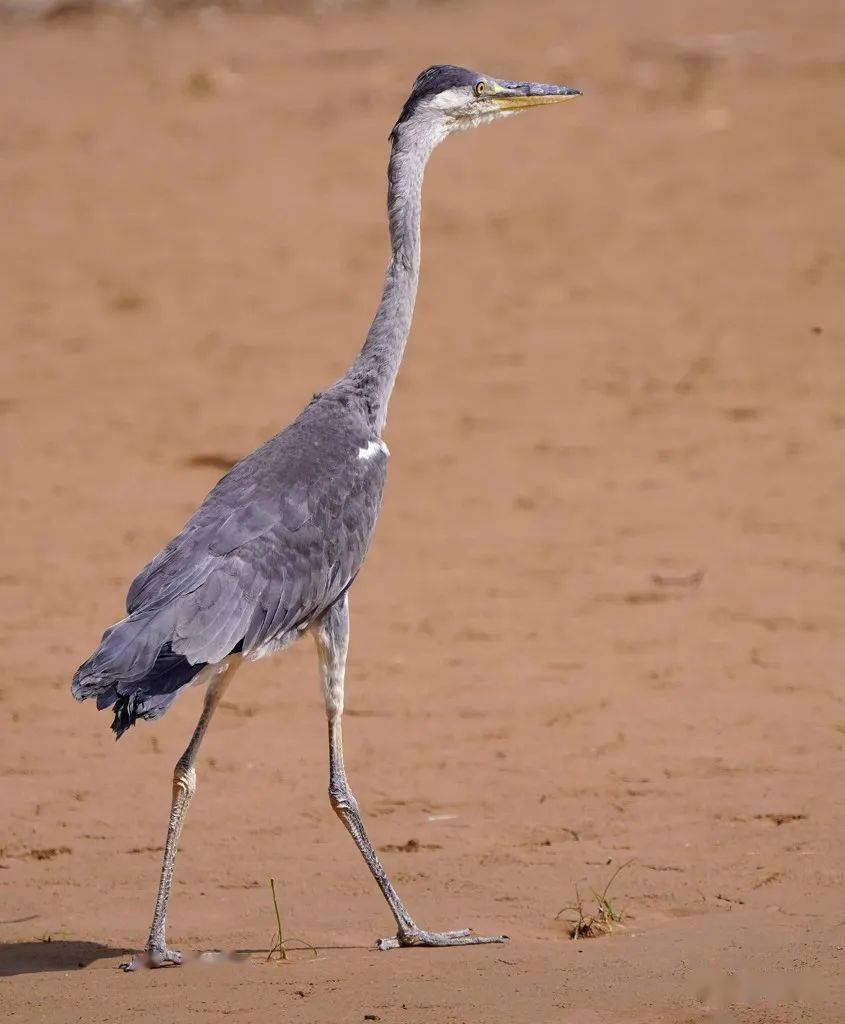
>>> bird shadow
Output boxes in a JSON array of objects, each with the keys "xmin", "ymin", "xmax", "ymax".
[
  {"xmin": 0, "ymin": 940, "xmax": 133, "ymax": 978},
  {"xmin": 0, "ymin": 940, "xmax": 375, "ymax": 977}
]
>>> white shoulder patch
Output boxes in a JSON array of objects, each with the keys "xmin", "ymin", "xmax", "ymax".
[{"xmin": 358, "ymin": 439, "xmax": 390, "ymax": 461}]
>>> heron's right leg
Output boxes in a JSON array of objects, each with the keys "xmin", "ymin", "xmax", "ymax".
[
  {"xmin": 314, "ymin": 597, "xmax": 507, "ymax": 950},
  {"xmin": 313, "ymin": 596, "xmax": 415, "ymax": 934},
  {"xmin": 122, "ymin": 659, "xmax": 238, "ymax": 971}
]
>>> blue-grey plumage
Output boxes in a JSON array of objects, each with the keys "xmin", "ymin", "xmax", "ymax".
[
  {"xmin": 72, "ymin": 387, "xmax": 386, "ymax": 735},
  {"xmin": 71, "ymin": 64, "xmax": 580, "ymax": 966}
]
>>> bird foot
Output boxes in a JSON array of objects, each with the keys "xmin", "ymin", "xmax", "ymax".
[
  {"xmin": 376, "ymin": 926, "xmax": 509, "ymax": 950},
  {"xmin": 120, "ymin": 946, "xmax": 185, "ymax": 971}
]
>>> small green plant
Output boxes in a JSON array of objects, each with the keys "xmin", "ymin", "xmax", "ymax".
[
  {"xmin": 556, "ymin": 859, "xmax": 632, "ymax": 939},
  {"xmin": 266, "ymin": 877, "xmax": 318, "ymax": 964}
]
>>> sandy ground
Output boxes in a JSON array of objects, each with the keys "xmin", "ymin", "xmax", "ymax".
[{"xmin": 2, "ymin": 1, "xmax": 844, "ymax": 1021}]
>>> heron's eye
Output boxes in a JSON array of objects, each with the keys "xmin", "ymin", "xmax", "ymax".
[{"xmin": 474, "ymin": 81, "xmax": 486, "ymax": 97}]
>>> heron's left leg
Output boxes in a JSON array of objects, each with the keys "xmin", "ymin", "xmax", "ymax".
[
  {"xmin": 314, "ymin": 595, "xmax": 508, "ymax": 950},
  {"xmin": 122, "ymin": 658, "xmax": 239, "ymax": 971}
]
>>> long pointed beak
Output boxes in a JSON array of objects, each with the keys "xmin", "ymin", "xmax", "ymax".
[{"xmin": 490, "ymin": 80, "xmax": 582, "ymax": 110}]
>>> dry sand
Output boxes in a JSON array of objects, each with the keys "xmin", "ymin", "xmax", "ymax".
[{"xmin": 1, "ymin": 1, "xmax": 844, "ymax": 1021}]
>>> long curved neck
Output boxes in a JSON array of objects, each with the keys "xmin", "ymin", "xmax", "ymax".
[{"xmin": 343, "ymin": 126, "xmax": 437, "ymax": 433}]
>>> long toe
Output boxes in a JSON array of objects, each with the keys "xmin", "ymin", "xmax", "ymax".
[{"xmin": 377, "ymin": 927, "xmax": 509, "ymax": 950}]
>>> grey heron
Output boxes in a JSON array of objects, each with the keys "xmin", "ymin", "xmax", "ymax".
[{"xmin": 72, "ymin": 65, "xmax": 581, "ymax": 969}]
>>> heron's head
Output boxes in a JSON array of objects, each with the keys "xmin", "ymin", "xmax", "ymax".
[{"xmin": 391, "ymin": 64, "xmax": 581, "ymax": 148}]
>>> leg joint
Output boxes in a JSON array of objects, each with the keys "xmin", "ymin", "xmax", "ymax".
[
  {"xmin": 173, "ymin": 762, "xmax": 197, "ymax": 799},
  {"xmin": 329, "ymin": 781, "xmax": 358, "ymax": 815}
]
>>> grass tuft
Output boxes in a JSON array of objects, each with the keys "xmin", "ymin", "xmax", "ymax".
[
  {"xmin": 265, "ymin": 877, "xmax": 319, "ymax": 964},
  {"xmin": 556, "ymin": 859, "xmax": 633, "ymax": 939}
]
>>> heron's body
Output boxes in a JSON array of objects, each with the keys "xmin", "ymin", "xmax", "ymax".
[
  {"xmin": 76, "ymin": 388, "xmax": 386, "ymax": 735},
  {"xmin": 71, "ymin": 64, "xmax": 580, "ymax": 969}
]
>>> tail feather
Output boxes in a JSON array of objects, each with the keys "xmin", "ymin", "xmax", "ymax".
[{"xmin": 72, "ymin": 613, "xmax": 206, "ymax": 738}]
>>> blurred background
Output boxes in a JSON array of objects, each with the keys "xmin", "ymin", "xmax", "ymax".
[{"xmin": 2, "ymin": 1, "xmax": 844, "ymax": 1021}]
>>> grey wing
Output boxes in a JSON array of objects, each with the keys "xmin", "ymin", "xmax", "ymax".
[{"xmin": 126, "ymin": 436, "xmax": 386, "ymax": 666}]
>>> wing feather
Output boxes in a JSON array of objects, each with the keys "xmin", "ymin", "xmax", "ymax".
[{"xmin": 124, "ymin": 397, "xmax": 387, "ymax": 666}]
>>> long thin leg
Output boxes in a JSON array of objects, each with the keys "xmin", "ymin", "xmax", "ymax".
[
  {"xmin": 314, "ymin": 596, "xmax": 507, "ymax": 950},
  {"xmin": 123, "ymin": 658, "xmax": 239, "ymax": 971}
]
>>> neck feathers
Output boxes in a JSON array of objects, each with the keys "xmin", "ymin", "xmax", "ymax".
[{"xmin": 341, "ymin": 122, "xmax": 438, "ymax": 433}]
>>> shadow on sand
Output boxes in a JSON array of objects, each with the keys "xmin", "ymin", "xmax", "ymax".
[
  {"xmin": 0, "ymin": 941, "xmax": 375, "ymax": 977},
  {"xmin": 0, "ymin": 940, "xmax": 133, "ymax": 977}
]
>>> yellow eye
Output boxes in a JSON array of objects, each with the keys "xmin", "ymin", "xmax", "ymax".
[{"xmin": 474, "ymin": 81, "xmax": 486, "ymax": 97}]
